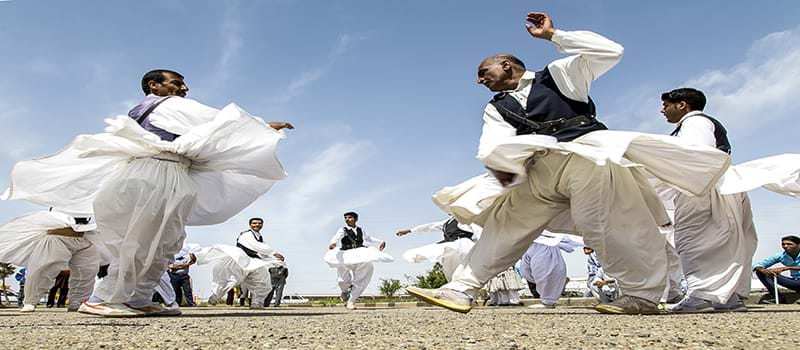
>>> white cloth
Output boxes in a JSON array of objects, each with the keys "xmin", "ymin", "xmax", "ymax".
[
  {"xmin": 325, "ymin": 246, "xmax": 392, "ymax": 304},
  {"xmin": 719, "ymin": 154, "xmax": 800, "ymax": 197},
  {"xmin": 153, "ymin": 270, "xmax": 176, "ymax": 306},
  {"xmin": 328, "ymin": 226, "xmax": 384, "ymax": 246},
  {"xmin": 324, "ymin": 247, "xmax": 394, "ymax": 267},
  {"xmin": 2, "ymin": 99, "xmax": 288, "ymax": 304},
  {"xmin": 0, "ymin": 211, "xmax": 100, "ymax": 309},
  {"xmin": 402, "ymin": 217, "xmax": 481, "ymax": 280},
  {"xmin": 520, "ymin": 233, "xmax": 583, "ymax": 305},
  {"xmin": 670, "ymin": 112, "xmax": 759, "ymax": 304},
  {"xmin": 402, "ymin": 239, "xmax": 475, "ymax": 281},
  {"xmin": 195, "ymin": 244, "xmax": 282, "ymax": 306}
]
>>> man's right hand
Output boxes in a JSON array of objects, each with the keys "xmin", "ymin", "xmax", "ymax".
[
  {"xmin": 396, "ymin": 229, "xmax": 411, "ymax": 237},
  {"xmin": 488, "ymin": 168, "xmax": 516, "ymax": 187},
  {"xmin": 328, "ymin": 243, "xmax": 337, "ymax": 250},
  {"xmin": 525, "ymin": 12, "xmax": 556, "ymax": 41},
  {"xmin": 756, "ymin": 266, "xmax": 778, "ymax": 276},
  {"xmin": 269, "ymin": 121, "xmax": 295, "ymax": 130}
]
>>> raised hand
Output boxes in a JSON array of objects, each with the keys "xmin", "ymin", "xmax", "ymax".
[
  {"xmin": 396, "ymin": 229, "xmax": 411, "ymax": 237},
  {"xmin": 328, "ymin": 243, "xmax": 337, "ymax": 250},
  {"xmin": 525, "ymin": 12, "xmax": 555, "ymax": 41}
]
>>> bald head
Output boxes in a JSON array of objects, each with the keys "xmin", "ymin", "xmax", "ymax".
[{"xmin": 477, "ymin": 53, "xmax": 527, "ymax": 92}]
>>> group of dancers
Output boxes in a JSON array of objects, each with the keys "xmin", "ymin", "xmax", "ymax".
[{"xmin": 1, "ymin": 10, "xmax": 799, "ymax": 318}]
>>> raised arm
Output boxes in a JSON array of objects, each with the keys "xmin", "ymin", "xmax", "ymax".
[
  {"xmin": 328, "ymin": 228, "xmax": 345, "ymax": 249},
  {"xmin": 396, "ymin": 219, "xmax": 448, "ymax": 236},
  {"xmin": 238, "ymin": 233, "xmax": 275, "ymax": 257},
  {"xmin": 526, "ymin": 12, "xmax": 624, "ymax": 102}
]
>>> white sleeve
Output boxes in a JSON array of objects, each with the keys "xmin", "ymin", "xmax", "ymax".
[
  {"xmin": 329, "ymin": 228, "xmax": 345, "ymax": 246},
  {"xmin": 361, "ymin": 229, "xmax": 384, "ymax": 245},
  {"xmin": 409, "ymin": 219, "xmax": 448, "ymax": 234},
  {"xmin": 676, "ymin": 117, "xmax": 716, "ymax": 148},
  {"xmin": 546, "ymin": 29, "xmax": 624, "ymax": 102},
  {"xmin": 237, "ymin": 234, "xmax": 274, "ymax": 256},
  {"xmin": 148, "ymin": 97, "xmax": 220, "ymax": 135},
  {"xmin": 477, "ymin": 103, "xmax": 518, "ymax": 160}
]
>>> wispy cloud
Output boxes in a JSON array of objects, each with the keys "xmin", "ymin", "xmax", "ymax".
[
  {"xmin": 606, "ymin": 25, "xmax": 800, "ymax": 136},
  {"xmin": 270, "ymin": 32, "xmax": 369, "ymax": 103}
]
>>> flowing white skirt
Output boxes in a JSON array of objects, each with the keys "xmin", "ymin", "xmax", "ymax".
[
  {"xmin": 2, "ymin": 103, "xmax": 288, "ymax": 224},
  {"xmin": 324, "ymin": 247, "xmax": 394, "ymax": 268},
  {"xmin": 719, "ymin": 153, "xmax": 800, "ymax": 197},
  {"xmin": 402, "ymin": 238, "xmax": 475, "ymax": 264},
  {"xmin": 433, "ymin": 131, "xmax": 731, "ymax": 227},
  {"xmin": 0, "ymin": 211, "xmax": 103, "ymax": 266}
]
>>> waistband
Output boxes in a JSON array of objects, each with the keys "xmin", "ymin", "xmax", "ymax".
[
  {"xmin": 46, "ymin": 227, "xmax": 84, "ymax": 238},
  {"xmin": 139, "ymin": 152, "xmax": 191, "ymax": 166}
]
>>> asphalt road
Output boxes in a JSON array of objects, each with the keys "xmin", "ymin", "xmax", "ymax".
[{"xmin": 1, "ymin": 304, "xmax": 797, "ymax": 349}]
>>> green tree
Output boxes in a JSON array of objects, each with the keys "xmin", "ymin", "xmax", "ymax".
[
  {"xmin": 379, "ymin": 278, "xmax": 403, "ymax": 298},
  {"xmin": 409, "ymin": 262, "xmax": 448, "ymax": 289},
  {"xmin": 0, "ymin": 263, "xmax": 16, "ymax": 306}
]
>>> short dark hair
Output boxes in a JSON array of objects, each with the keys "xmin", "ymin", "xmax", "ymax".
[
  {"xmin": 781, "ymin": 235, "xmax": 800, "ymax": 244},
  {"xmin": 492, "ymin": 54, "xmax": 526, "ymax": 70},
  {"xmin": 661, "ymin": 88, "xmax": 707, "ymax": 111},
  {"xmin": 141, "ymin": 69, "xmax": 183, "ymax": 95},
  {"xmin": 343, "ymin": 211, "xmax": 358, "ymax": 220},
  {"xmin": 249, "ymin": 217, "xmax": 264, "ymax": 224}
]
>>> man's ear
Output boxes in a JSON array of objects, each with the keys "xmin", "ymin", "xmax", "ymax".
[
  {"xmin": 502, "ymin": 61, "xmax": 512, "ymax": 72},
  {"xmin": 677, "ymin": 101, "xmax": 689, "ymax": 111},
  {"xmin": 147, "ymin": 80, "xmax": 159, "ymax": 94}
]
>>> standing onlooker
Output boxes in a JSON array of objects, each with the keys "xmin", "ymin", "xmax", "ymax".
[
  {"xmin": 47, "ymin": 270, "xmax": 70, "ymax": 308},
  {"xmin": 265, "ymin": 266, "xmax": 289, "ymax": 307},
  {"xmin": 168, "ymin": 253, "xmax": 197, "ymax": 306},
  {"xmin": 753, "ymin": 235, "xmax": 800, "ymax": 304},
  {"xmin": 14, "ymin": 268, "xmax": 26, "ymax": 307}
]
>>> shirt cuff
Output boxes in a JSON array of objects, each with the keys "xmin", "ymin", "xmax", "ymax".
[{"xmin": 550, "ymin": 29, "xmax": 566, "ymax": 47}]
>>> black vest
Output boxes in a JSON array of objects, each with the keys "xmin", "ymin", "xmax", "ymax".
[
  {"xmin": 489, "ymin": 67, "xmax": 607, "ymax": 142},
  {"xmin": 670, "ymin": 113, "xmax": 731, "ymax": 154},
  {"xmin": 340, "ymin": 227, "xmax": 364, "ymax": 251},
  {"xmin": 439, "ymin": 218, "xmax": 474, "ymax": 243},
  {"xmin": 237, "ymin": 230, "xmax": 263, "ymax": 258}
]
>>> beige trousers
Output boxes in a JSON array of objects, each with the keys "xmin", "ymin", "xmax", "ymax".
[{"xmin": 446, "ymin": 152, "xmax": 668, "ymax": 302}]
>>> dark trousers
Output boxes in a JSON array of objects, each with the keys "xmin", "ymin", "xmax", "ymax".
[
  {"xmin": 169, "ymin": 273, "xmax": 195, "ymax": 306},
  {"xmin": 17, "ymin": 285, "xmax": 24, "ymax": 307},
  {"xmin": 755, "ymin": 270, "xmax": 800, "ymax": 302},
  {"xmin": 527, "ymin": 281, "xmax": 541, "ymax": 299},
  {"xmin": 265, "ymin": 282, "xmax": 286, "ymax": 307},
  {"xmin": 48, "ymin": 286, "xmax": 68, "ymax": 307}
]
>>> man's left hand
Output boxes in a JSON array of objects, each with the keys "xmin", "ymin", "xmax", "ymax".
[
  {"xmin": 489, "ymin": 168, "xmax": 516, "ymax": 187},
  {"xmin": 273, "ymin": 252, "xmax": 285, "ymax": 261},
  {"xmin": 379, "ymin": 242, "xmax": 386, "ymax": 251}
]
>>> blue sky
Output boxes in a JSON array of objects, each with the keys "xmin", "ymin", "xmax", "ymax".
[{"xmin": 1, "ymin": 1, "xmax": 799, "ymax": 297}]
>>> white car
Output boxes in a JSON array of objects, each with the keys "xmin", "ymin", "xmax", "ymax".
[
  {"xmin": 278, "ymin": 294, "xmax": 308, "ymax": 304},
  {"xmin": 0, "ymin": 290, "xmax": 20, "ymax": 304}
]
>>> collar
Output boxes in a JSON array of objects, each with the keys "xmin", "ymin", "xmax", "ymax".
[
  {"xmin": 676, "ymin": 110, "xmax": 705, "ymax": 126},
  {"xmin": 345, "ymin": 225, "xmax": 359, "ymax": 231},
  {"xmin": 510, "ymin": 71, "xmax": 537, "ymax": 92}
]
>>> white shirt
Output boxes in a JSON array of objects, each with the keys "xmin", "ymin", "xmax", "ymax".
[
  {"xmin": 477, "ymin": 29, "xmax": 624, "ymax": 160},
  {"xmin": 237, "ymin": 229, "xmax": 276, "ymax": 258},
  {"xmin": 409, "ymin": 217, "xmax": 483, "ymax": 239},
  {"xmin": 146, "ymin": 95, "xmax": 220, "ymax": 136},
  {"xmin": 329, "ymin": 225, "xmax": 384, "ymax": 246},
  {"xmin": 672, "ymin": 111, "xmax": 717, "ymax": 148}
]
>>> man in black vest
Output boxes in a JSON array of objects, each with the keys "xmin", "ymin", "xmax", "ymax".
[
  {"xmin": 396, "ymin": 216, "xmax": 480, "ymax": 280},
  {"xmin": 407, "ymin": 11, "xmax": 671, "ymax": 315},
  {"xmin": 661, "ymin": 88, "xmax": 757, "ymax": 313},
  {"xmin": 235, "ymin": 217, "xmax": 286, "ymax": 308},
  {"xmin": 328, "ymin": 212, "xmax": 385, "ymax": 310}
]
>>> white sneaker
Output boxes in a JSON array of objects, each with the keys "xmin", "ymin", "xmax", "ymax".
[
  {"xmin": 346, "ymin": 302, "xmax": 356, "ymax": 310},
  {"xmin": 669, "ymin": 296, "xmax": 715, "ymax": 313},
  {"xmin": 528, "ymin": 303, "xmax": 556, "ymax": 309},
  {"xmin": 20, "ymin": 304, "xmax": 35, "ymax": 313},
  {"xmin": 78, "ymin": 301, "xmax": 144, "ymax": 317},
  {"xmin": 207, "ymin": 296, "xmax": 220, "ymax": 306},
  {"xmin": 164, "ymin": 303, "xmax": 183, "ymax": 316}
]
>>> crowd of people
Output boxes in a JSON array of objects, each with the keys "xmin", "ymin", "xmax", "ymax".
[{"xmin": 1, "ymin": 10, "xmax": 799, "ymax": 318}]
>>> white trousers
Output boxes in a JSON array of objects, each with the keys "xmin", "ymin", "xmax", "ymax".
[
  {"xmin": 92, "ymin": 156, "xmax": 197, "ymax": 304},
  {"xmin": 153, "ymin": 271, "xmax": 176, "ymax": 306},
  {"xmin": 521, "ymin": 244, "xmax": 567, "ymax": 305},
  {"xmin": 447, "ymin": 152, "xmax": 668, "ymax": 302},
  {"xmin": 440, "ymin": 253, "xmax": 462, "ymax": 282},
  {"xmin": 209, "ymin": 258, "xmax": 271, "ymax": 307},
  {"xmin": 23, "ymin": 236, "xmax": 99, "ymax": 309},
  {"xmin": 664, "ymin": 239, "xmax": 685, "ymax": 301},
  {"xmin": 674, "ymin": 190, "xmax": 757, "ymax": 303},
  {"xmin": 336, "ymin": 262, "xmax": 374, "ymax": 303}
]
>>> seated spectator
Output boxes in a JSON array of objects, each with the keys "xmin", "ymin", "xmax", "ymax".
[
  {"xmin": 752, "ymin": 235, "xmax": 800, "ymax": 304},
  {"xmin": 584, "ymin": 247, "xmax": 619, "ymax": 303}
]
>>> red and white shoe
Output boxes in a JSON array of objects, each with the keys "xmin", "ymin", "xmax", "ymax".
[{"xmin": 77, "ymin": 301, "xmax": 144, "ymax": 317}]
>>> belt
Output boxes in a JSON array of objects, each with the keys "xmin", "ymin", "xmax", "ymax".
[
  {"xmin": 46, "ymin": 227, "xmax": 84, "ymax": 238},
  {"xmin": 135, "ymin": 152, "xmax": 191, "ymax": 167},
  {"xmin": 534, "ymin": 115, "xmax": 596, "ymax": 135}
]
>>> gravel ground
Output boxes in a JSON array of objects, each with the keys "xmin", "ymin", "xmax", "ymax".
[{"xmin": 1, "ymin": 304, "xmax": 798, "ymax": 349}]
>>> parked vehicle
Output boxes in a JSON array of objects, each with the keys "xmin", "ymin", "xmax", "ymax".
[
  {"xmin": 0, "ymin": 290, "xmax": 20, "ymax": 304},
  {"xmin": 279, "ymin": 294, "xmax": 308, "ymax": 304}
]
